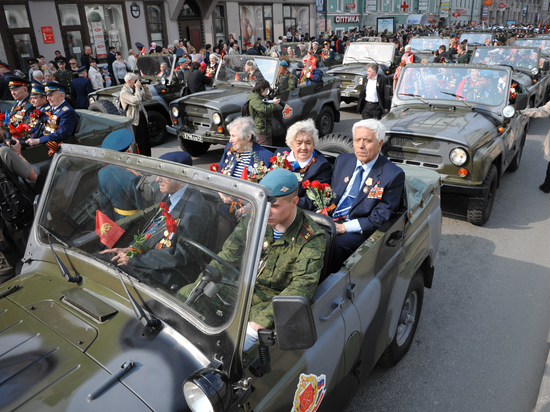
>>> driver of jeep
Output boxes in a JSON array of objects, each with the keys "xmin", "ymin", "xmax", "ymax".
[
  {"xmin": 236, "ymin": 60, "xmax": 264, "ymax": 82},
  {"xmin": 177, "ymin": 168, "xmax": 326, "ymax": 351},
  {"xmin": 422, "ymin": 75, "xmax": 439, "ymax": 98}
]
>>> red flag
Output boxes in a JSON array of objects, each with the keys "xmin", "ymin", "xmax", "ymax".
[
  {"xmin": 240, "ymin": 167, "xmax": 248, "ymax": 180},
  {"xmin": 95, "ymin": 210, "xmax": 124, "ymax": 248}
]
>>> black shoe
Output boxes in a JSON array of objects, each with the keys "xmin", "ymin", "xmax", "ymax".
[{"xmin": 539, "ymin": 185, "xmax": 550, "ymax": 193}]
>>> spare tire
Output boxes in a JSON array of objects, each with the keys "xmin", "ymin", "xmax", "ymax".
[
  {"xmin": 88, "ymin": 100, "xmax": 119, "ymax": 115},
  {"xmin": 316, "ymin": 133, "xmax": 354, "ymax": 154}
]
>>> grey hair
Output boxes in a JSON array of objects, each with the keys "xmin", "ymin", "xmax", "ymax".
[
  {"xmin": 209, "ymin": 53, "xmax": 220, "ymax": 62},
  {"xmin": 245, "ymin": 59, "xmax": 257, "ymax": 69},
  {"xmin": 227, "ymin": 117, "xmax": 258, "ymax": 143},
  {"xmin": 32, "ymin": 70, "xmax": 44, "ymax": 80},
  {"xmin": 124, "ymin": 72, "xmax": 138, "ymax": 82},
  {"xmin": 285, "ymin": 118, "xmax": 319, "ymax": 147},
  {"xmin": 366, "ymin": 62, "xmax": 379, "ymax": 73},
  {"xmin": 352, "ymin": 119, "xmax": 385, "ymax": 143}
]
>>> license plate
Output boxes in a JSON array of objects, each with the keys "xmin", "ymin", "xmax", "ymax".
[{"xmin": 181, "ymin": 132, "xmax": 203, "ymax": 143}]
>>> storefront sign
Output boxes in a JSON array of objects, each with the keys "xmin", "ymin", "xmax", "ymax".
[
  {"xmin": 484, "ymin": 0, "xmax": 493, "ymax": 6},
  {"xmin": 498, "ymin": 2, "xmax": 506, "ymax": 10},
  {"xmin": 366, "ymin": 0, "xmax": 377, "ymax": 11},
  {"xmin": 440, "ymin": 2, "xmax": 450, "ymax": 12},
  {"xmin": 346, "ymin": 4, "xmax": 356, "ymax": 8},
  {"xmin": 91, "ymin": 22, "xmax": 107, "ymax": 58},
  {"xmin": 41, "ymin": 26, "xmax": 55, "ymax": 44},
  {"xmin": 334, "ymin": 15, "xmax": 359, "ymax": 23}
]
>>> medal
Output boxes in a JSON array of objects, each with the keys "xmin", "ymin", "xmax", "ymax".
[
  {"xmin": 164, "ymin": 230, "xmax": 169, "ymax": 237},
  {"xmin": 263, "ymin": 240, "xmax": 268, "ymax": 250},
  {"xmin": 363, "ymin": 187, "xmax": 369, "ymax": 193},
  {"xmin": 344, "ymin": 176, "xmax": 349, "ymax": 183},
  {"xmin": 366, "ymin": 177, "xmax": 373, "ymax": 187},
  {"xmin": 165, "ymin": 240, "xmax": 171, "ymax": 247}
]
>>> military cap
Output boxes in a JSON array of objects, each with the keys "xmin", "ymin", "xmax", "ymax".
[
  {"xmin": 5, "ymin": 75, "xmax": 29, "ymax": 89},
  {"xmin": 480, "ymin": 70, "xmax": 494, "ymax": 78},
  {"xmin": 109, "ymin": 45, "xmax": 116, "ymax": 50},
  {"xmin": 76, "ymin": 66, "xmax": 87, "ymax": 73},
  {"xmin": 0, "ymin": 60, "xmax": 10, "ymax": 68},
  {"xmin": 279, "ymin": 60, "xmax": 289, "ymax": 67},
  {"xmin": 324, "ymin": 41, "xmax": 330, "ymax": 45},
  {"xmin": 56, "ymin": 57, "xmax": 67, "ymax": 64},
  {"xmin": 102, "ymin": 129, "xmax": 134, "ymax": 151},
  {"xmin": 30, "ymin": 82, "xmax": 46, "ymax": 95},
  {"xmin": 160, "ymin": 151, "xmax": 192, "ymax": 166},
  {"xmin": 26, "ymin": 57, "xmax": 39, "ymax": 65},
  {"xmin": 44, "ymin": 81, "xmax": 69, "ymax": 94},
  {"xmin": 260, "ymin": 168, "xmax": 299, "ymax": 197},
  {"xmin": 135, "ymin": 42, "xmax": 145, "ymax": 49},
  {"xmin": 176, "ymin": 48, "xmax": 185, "ymax": 58}
]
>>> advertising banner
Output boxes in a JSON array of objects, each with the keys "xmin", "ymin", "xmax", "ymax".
[{"xmin": 91, "ymin": 22, "xmax": 107, "ymax": 58}]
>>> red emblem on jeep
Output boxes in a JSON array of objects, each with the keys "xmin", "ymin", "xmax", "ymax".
[{"xmin": 292, "ymin": 373, "xmax": 326, "ymax": 412}]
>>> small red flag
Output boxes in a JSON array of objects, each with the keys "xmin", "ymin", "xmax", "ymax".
[
  {"xmin": 95, "ymin": 210, "xmax": 124, "ymax": 248},
  {"xmin": 240, "ymin": 167, "xmax": 248, "ymax": 180}
]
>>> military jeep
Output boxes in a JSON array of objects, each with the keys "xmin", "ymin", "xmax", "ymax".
[
  {"xmin": 514, "ymin": 38, "xmax": 550, "ymax": 58},
  {"xmin": 88, "ymin": 53, "xmax": 184, "ymax": 146},
  {"xmin": 167, "ymin": 55, "xmax": 341, "ymax": 156},
  {"xmin": 326, "ymin": 42, "xmax": 397, "ymax": 105},
  {"xmin": 408, "ymin": 37, "xmax": 451, "ymax": 62},
  {"xmin": 0, "ymin": 144, "xmax": 441, "ymax": 411},
  {"xmin": 380, "ymin": 63, "xmax": 529, "ymax": 226}
]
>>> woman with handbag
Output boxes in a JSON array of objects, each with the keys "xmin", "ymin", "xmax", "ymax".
[
  {"xmin": 120, "ymin": 73, "xmax": 153, "ymax": 156},
  {"xmin": 521, "ymin": 101, "xmax": 550, "ymax": 193}
]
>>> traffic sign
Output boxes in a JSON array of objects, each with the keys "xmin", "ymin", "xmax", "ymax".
[
  {"xmin": 452, "ymin": 11, "xmax": 460, "ymax": 17},
  {"xmin": 498, "ymin": 2, "xmax": 507, "ymax": 10}
]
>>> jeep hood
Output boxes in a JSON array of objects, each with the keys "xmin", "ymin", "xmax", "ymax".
[
  {"xmin": 384, "ymin": 108, "xmax": 496, "ymax": 148},
  {"xmin": 179, "ymin": 87, "xmax": 248, "ymax": 108},
  {"xmin": 0, "ymin": 272, "xmax": 209, "ymax": 411}
]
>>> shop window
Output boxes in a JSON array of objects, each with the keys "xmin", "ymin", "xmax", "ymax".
[
  {"xmin": 145, "ymin": 3, "xmax": 166, "ymax": 47},
  {"xmin": 84, "ymin": 4, "xmax": 128, "ymax": 59},
  {"xmin": 283, "ymin": 6, "xmax": 310, "ymax": 37},
  {"xmin": 240, "ymin": 5, "xmax": 274, "ymax": 45},
  {"xmin": 179, "ymin": 3, "xmax": 201, "ymax": 18},
  {"xmin": 214, "ymin": 6, "xmax": 227, "ymax": 44},
  {"xmin": 4, "ymin": 4, "xmax": 30, "ymax": 29},
  {"xmin": 58, "ymin": 4, "xmax": 81, "ymax": 26}
]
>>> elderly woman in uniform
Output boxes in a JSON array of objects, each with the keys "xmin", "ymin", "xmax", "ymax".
[{"xmin": 274, "ymin": 118, "xmax": 332, "ymax": 211}]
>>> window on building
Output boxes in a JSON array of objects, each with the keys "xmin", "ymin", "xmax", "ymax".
[
  {"xmin": 283, "ymin": 5, "xmax": 310, "ymax": 38},
  {"xmin": 145, "ymin": 3, "xmax": 166, "ymax": 47},
  {"xmin": 58, "ymin": 4, "xmax": 81, "ymax": 26},
  {"xmin": 84, "ymin": 4, "xmax": 128, "ymax": 59},
  {"xmin": 240, "ymin": 5, "xmax": 274, "ymax": 44},
  {"xmin": 337, "ymin": 0, "xmax": 344, "ymax": 12},
  {"xmin": 4, "ymin": 4, "xmax": 30, "ymax": 29},
  {"xmin": 214, "ymin": 6, "xmax": 227, "ymax": 45}
]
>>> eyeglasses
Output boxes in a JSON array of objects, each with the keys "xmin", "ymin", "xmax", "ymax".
[{"xmin": 70, "ymin": 63, "xmax": 77, "ymax": 65}]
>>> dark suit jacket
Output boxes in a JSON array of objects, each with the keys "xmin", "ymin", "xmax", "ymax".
[
  {"xmin": 357, "ymin": 74, "xmax": 390, "ymax": 114},
  {"xmin": 0, "ymin": 72, "xmax": 14, "ymax": 100},
  {"xmin": 107, "ymin": 52, "xmax": 117, "ymax": 85},
  {"xmin": 276, "ymin": 147, "xmax": 332, "ymax": 211},
  {"xmin": 187, "ymin": 67, "xmax": 212, "ymax": 94},
  {"xmin": 80, "ymin": 53, "xmax": 95, "ymax": 71},
  {"xmin": 129, "ymin": 186, "xmax": 209, "ymax": 286},
  {"xmin": 71, "ymin": 77, "xmax": 94, "ymax": 109},
  {"xmin": 331, "ymin": 153, "xmax": 405, "ymax": 236}
]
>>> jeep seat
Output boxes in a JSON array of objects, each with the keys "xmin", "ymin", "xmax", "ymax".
[{"xmin": 303, "ymin": 210, "xmax": 335, "ymax": 283}]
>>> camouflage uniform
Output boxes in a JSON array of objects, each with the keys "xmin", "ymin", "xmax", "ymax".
[
  {"xmin": 178, "ymin": 207, "xmax": 326, "ymax": 329},
  {"xmin": 276, "ymin": 72, "xmax": 296, "ymax": 93}
]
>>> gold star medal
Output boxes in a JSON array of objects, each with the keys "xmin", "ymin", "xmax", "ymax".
[{"xmin": 344, "ymin": 176, "xmax": 350, "ymax": 183}]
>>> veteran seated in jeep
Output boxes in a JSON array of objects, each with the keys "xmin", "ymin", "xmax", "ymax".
[{"xmin": 177, "ymin": 168, "xmax": 326, "ymax": 349}]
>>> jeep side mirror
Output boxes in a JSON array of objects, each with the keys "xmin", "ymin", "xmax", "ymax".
[
  {"xmin": 515, "ymin": 93, "xmax": 529, "ymax": 110},
  {"xmin": 273, "ymin": 296, "xmax": 317, "ymax": 350},
  {"xmin": 543, "ymin": 60, "xmax": 550, "ymax": 72}
]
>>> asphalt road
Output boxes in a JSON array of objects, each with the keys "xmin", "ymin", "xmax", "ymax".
[{"xmin": 153, "ymin": 106, "xmax": 550, "ymax": 412}]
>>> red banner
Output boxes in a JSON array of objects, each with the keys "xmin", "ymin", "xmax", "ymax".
[{"xmin": 95, "ymin": 210, "xmax": 124, "ymax": 248}]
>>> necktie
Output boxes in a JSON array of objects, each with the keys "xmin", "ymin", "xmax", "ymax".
[{"xmin": 333, "ymin": 166, "xmax": 364, "ymax": 220}]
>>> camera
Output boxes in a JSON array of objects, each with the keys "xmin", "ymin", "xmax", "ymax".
[{"xmin": 140, "ymin": 78, "xmax": 152, "ymax": 85}]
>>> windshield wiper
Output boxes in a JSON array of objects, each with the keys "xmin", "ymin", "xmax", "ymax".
[
  {"xmin": 39, "ymin": 225, "xmax": 81, "ymax": 283},
  {"xmin": 399, "ymin": 93, "xmax": 432, "ymax": 107},
  {"xmin": 440, "ymin": 91, "xmax": 475, "ymax": 110}
]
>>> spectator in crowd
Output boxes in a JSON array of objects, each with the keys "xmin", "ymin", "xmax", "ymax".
[
  {"xmin": 80, "ymin": 45, "xmax": 96, "ymax": 71},
  {"xmin": 127, "ymin": 49, "xmax": 137, "ymax": 69},
  {"xmin": 187, "ymin": 62, "xmax": 212, "ymax": 94},
  {"xmin": 88, "ymin": 58, "xmax": 104, "ymax": 90},
  {"xmin": 48, "ymin": 60, "xmax": 57, "ymax": 72},
  {"xmin": 107, "ymin": 45, "xmax": 117, "ymax": 84},
  {"xmin": 32, "ymin": 70, "xmax": 44, "ymax": 83},
  {"xmin": 120, "ymin": 72, "xmax": 152, "ymax": 156},
  {"xmin": 43, "ymin": 70, "xmax": 53, "ymax": 82},
  {"xmin": 246, "ymin": 79, "xmax": 281, "ymax": 145},
  {"xmin": 102, "ymin": 65, "xmax": 112, "ymax": 87},
  {"xmin": 113, "ymin": 51, "xmax": 131, "ymax": 85},
  {"xmin": 71, "ymin": 67, "xmax": 94, "ymax": 109}
]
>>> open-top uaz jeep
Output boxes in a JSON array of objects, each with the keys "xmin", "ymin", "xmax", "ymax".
[
  {"xmin": 167, "ymin": 55, "xmax": 341, "ymax": 155},
  {"xmin": 0, "ymin": 144, "xmax": 441, "ymax": 411},
  {"xmin": 514, "ymin": 38, "xmax": 550, "ymax": 58},
  {"xmin": 88, "ymin": 53, "xmax": 184, "ymax": 146},
  {"xmin": 381, "ymin": 63, "xmax": 529, "ymax": 225},
  {"xmin": 326, "ymin": 42, "xmax": 397, "ymax": 105},
  {"xmin": 408, "ymin": 37, "xmax": 451, "ymax": 62}
]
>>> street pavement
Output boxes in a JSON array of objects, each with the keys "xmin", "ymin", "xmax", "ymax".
[{"xmin": 153, "ymin": 106, "xmax": 550, "ymax": 412}]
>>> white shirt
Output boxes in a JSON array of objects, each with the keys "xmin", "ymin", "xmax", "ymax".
[{"xmin": 365, "ymin": 75, "xmax": 379, "ymax": 103}]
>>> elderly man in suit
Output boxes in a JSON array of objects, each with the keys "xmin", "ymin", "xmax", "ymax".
[
  {"xmin": 329, "ymin": 119, "xmax": 405, "ymax": 273},
  {"xmin": 357, "ymin": 63, "xmax": 390, "ymax": 120}
]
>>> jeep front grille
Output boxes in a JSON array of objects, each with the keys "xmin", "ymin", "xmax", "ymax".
[
  {"xmin": 390, "ymin": 136, "xmax": 440, "ymax": 151},
  {"xmin": 386, "ymin": 150, "xmax": 442, "ymax": 167},
  {"xmin": 183, "ymin": 104, "xmax": 210, "ymax": 128}
]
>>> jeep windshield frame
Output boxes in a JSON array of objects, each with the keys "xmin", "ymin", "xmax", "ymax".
[
  {"xmin": 343, "ymin": 42, "xmax": 395, "ymax": 65},
  {"xmin": 409, "ymin": 37, "xmax": 450, "ymax": 52},
  {"xmin": 32, "ymin": 147, "xmax": 269, "ymax": 333},
  {"xmin": 513, "ymin": 39, "xmax": 550, "ymax": 56},
  {"xmin": 136, "ymin": 53, "xmax": 176, "ymax": 84},
  {"xmin": 216, "ymin": 55, "xmax": 279, "ymax": 87},
  {"xmin": 470, "ymin": 46, "xmax": 541, "ymax": 72},
  {"xmin": 394, "ymin": 64, "xmax": 511, "ymax": 108},
  {"xmin": 459, "ymin": 32, "xmax": 494, "ymax": 46}
]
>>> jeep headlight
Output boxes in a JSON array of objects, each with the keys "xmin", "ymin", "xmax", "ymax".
[
  {"xmin": 532, "ymin": 67, "xmax": 539, "ymax": 75},
  {"xmin": 212, "ymin": 113, "xmax": 222, "ymax": 125},
  {"xmin": 450, "ymin": 148, "xmax": 468, "ymax": 166},
  {"xmin": 161, "ymin": 77, "xmax": 166, "ymax": 85},
  {"xmin": 502, "ymin": 105, "xmax": 515, "ymax": 118},
  {"xmin": 183, "ymin": 368, "xmax": 231, "ymax": 412},
  {"xmin": 89, "ymin": 97, "xmax": 95, "ymax": 103},
  {"xmin": 358, "ymin": 76, "xmax": 364, "ymax": 85},
  {"xmin": 172, "ymin": 107, "xmax": 180, "ymax": 118},
  {"xmin": 114, "ymin": 98, "xmax": 119, "ymax": 107}
]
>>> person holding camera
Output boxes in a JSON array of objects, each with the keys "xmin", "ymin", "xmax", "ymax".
[
  {"xmin": 246, "ymin": 79, "xmax": 280, "ymax": 145},
  {"xmin": 120, "ymin": 72, "xmax": 153, "ymax": 156}
]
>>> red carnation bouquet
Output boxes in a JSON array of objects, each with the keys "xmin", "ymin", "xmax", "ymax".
[
  {"xmin": 126, "ymin": 201, "xmax": 178, "ymax": 257},
  {"xmin": 9, "ymin": 123, "xmax": 30, "ymax": 139},
  {"xmin": 302, "ymin": 180, "xmax": 334, "ymax": 215},
  {"xmin": 269, "ymin": 151, "xmax": 292, "ymax": 171}
]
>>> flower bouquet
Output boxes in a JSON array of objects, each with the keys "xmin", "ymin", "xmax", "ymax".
[
  {"xmin": 269, "ymin": 151, "xmax": 292, "ymax": 171},
  {"xmin": 302, "ymin": 180, "xmax": 335, "ymax": 215},
  {"xmin": 9, "ymin": 123, "xmax": 31, "ymax": 139}
]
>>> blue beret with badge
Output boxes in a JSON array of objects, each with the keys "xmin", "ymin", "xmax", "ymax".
[
  {"xmin": 30, "ymin": 82, "xmax": 46, "ymax": 95},
  {"xmin": 178, "ymin": 57, "xmax": 188, "ymax": 63},
  {"xmin": 260, "ymin": 168, "xmax": 299, "ymax": 197},
  {"xmin": 102, "ymin": 129, "xmax": 135, "ymax": 152},
  {"xmin": 280, "ymin": 60, "xmax": 289, "ymax": 67},
  {"xmin": 160, "ymin": 151, "xmax": 193, "ymax": 166},
  {"xmin": 44, "ymin": 81, "xmax": 70, "ymax": 94}
]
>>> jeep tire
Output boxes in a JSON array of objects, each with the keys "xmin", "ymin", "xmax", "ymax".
[
  {"xmin": 179, "ymin": 138, "xmax": 211, "ymax": 156},
  {"xmin": 316, "ymin": 133, "xmax": 354, "ymax": 154},
  {"xmin": 467, "ymin": 164, "xmax": 498, "ymax": 226},
  {"xmin": 89, "ymin": 100, "xmax": 119, "ymax": 115},
  {"xmin": 147, "ymin": 110, "xmax": 168, "ymax": 147},
  {"xmin": 316, "ymin": 106, "xmax": 335, "ymax": 136}
]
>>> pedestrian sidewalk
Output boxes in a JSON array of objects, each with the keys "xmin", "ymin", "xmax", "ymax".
[{"xmin": 536, "ymin": 338, "xmax": 550, "ymax": 412}]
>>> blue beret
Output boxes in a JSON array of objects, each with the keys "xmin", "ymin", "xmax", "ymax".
[
  {"xmin": 30, "ymin": 82, "xmax": 46, "ymax": 95},
  {"xmin": 260, "ymin": 168, "xmax": 298, "ymax": 197},
  {"xmin": 280, "ymin": 60, "xmax": 289, "ymax": 67},
  {"xmin": 178, "ymin": 57, "xmax": 188, "ymax": 63},
  {"xmin": 480, "ymin": 70, "xmax": 494, "ymax": 78},
  {"xmin": 77, "ymin": 66, "xmax": 87, "ymax": 73},
  {"xmin": 102, "ymin": 129, "xmax": 134, "ymax": 151},
  {"xmin": 44, "ymin": 81, "xmax": 69, "ymax": 94},
  {"xmin": 160, "ymin": 151, "xmax": 192, "ymax": 166}
]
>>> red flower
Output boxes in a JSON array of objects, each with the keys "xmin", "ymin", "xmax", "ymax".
[
  {"xmin": 165, "ymin": 217, "xmax": 178, "ymax": 233},
  {"xmin": 210, "ymin": 163, "xmax": 220, "ymax": 172},
  {"xmin": 159, "ymin": 202, "xmax": 169, "ymax": 211},
  {"xmin": 0, "ymin": 113, "xmax": 4, "ymax": 122},
  {"xmin": 302, "ymin": 180, "xmax": 311, "ymax": 189},
  {"xmin": 270, "ymin": 156, "xmax": 277, "ymax": 163},
  {"xmin": 162, "ymin": 210, "xmax": 169, "ymax": 218},
  {"xmin": 311, "ymin": 180, "xmax": 320, "ymax": 189},
  {"xmin": 145, "ymin": 234, "xmax": 151, "ymax": 239}
]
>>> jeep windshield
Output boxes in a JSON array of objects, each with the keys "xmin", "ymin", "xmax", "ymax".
[
  {"xmin": 279, "ymin": 42, "xmax": 310, "ymax": 58},
  {"xmin": 217, "ymin": 55, "xmax": 278, "ymax": 86},
  {"xmin": 459, "ymin": 33, "xmax": 493, "ymax": 45},
  {"xmin": 471, "ymin": 47, "xmax": 540, "ymax": 70},
  {"xmin": 409, "ymin": 38, "xmax": 450, "ymax": 52},
  {"xmin": 136, "ymin": 54, "xmax": 175, "ymax": 78},
  {"xmin": 343, "ymin": 43, "xmax": 395, "ymax": 65},
  {"xmin": 396, "ymin": 66, "xmax": 510, "ymax": 107},
  {"xmin": 36, "ymin": 154, "xmax": 259, "ymax": 329},
  {"xmin": 514, "ymin": 39, "xmax": 550, "ymax": 56}
]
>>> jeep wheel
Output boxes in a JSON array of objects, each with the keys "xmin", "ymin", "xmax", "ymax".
[
  {"xmin": 147, "ymin": 110, "xmax": 168, "ymax": 147},
  {"xmin": 378, "ymin": 270, "xmax": 424, "ymax": 368},
  {"xmin": 89, "ymin": 100, "xmax": 119, "ymax": 115},
  {"xmin": 316, "ymin": 133, "xmax": 354, "ymax": 154},
  {"xmin": 316, "ymin": 106, "xmax": 335, "ymax": 136},
  {"xmin": 467, "ymin": 164, "xmax": 498, "ymax": 226},
  {"xmin": 179, "ymin": 138, "xmax": 211, "ymax": 156},
  {"xmin": 507, "ymin": 135, "xmax": 525, "ymax": 172}
]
